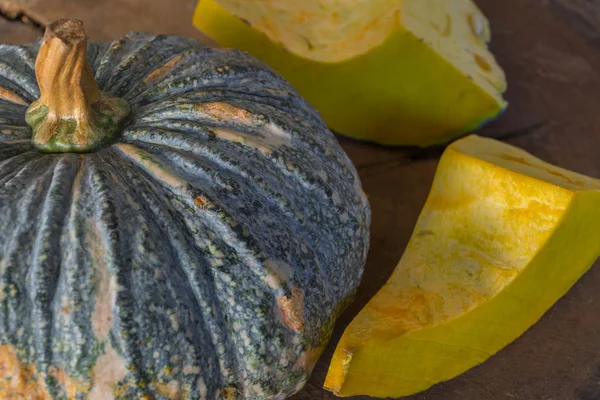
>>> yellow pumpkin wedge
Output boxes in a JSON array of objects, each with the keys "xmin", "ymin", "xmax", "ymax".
[
  {"xmin": 193, "ymin": 0, "xmax": 507, "ymax": 146},
  {"xmin": 325, "ymin": 135, "xmax": 600, "ymax": 397}
]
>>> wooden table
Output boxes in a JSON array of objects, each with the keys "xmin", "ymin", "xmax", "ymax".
[{"xmin": 2, "ymin": 1, "xmax": 600, "ymax": 399}]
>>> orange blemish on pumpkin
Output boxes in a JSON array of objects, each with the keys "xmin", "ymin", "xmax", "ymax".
[
  {"xmin": 115, "ymin": 144, "xmax": 187, "ymax": 189},
  {"xmin": 211, "ymin": 128, "xmax": 272, "ymax": 154},
  {"xmin": 152, "ymin": 380, "xmax": 193, "ymax": 400},
  {"xmin": 194, "ymin": 195, "xmax": 209, "ymax": 209},
  {"xmin": 88, "ymin": 220, "xmax": 117, "ymax": 341},
  {"xmin": 0, "ymin": 86, "xmax": 27, "ymax": 105},
  {"xmin": 0, "ymin": 345, "xmax": 89, "ymax": 399},
  {"xmin": 48, "ymin": 365, "xmax": 91, "ymax": 398},
  {"xmin": 222, "ymin": 386, "xmax": 240, "ymax": 400},
  {"xmin": 143, "ymin": 55, "xmax": 184, "ymax": 84},
  {"xmin": 0, "ymin": 345, "xmax": 50, "ymax": 399},
  {"xmin": 197, "ymin": 102, "xmax": 252, "ymax": 124},
  {"xmin": 277, "ymin": 288, "xmax": 305, "ymax": 332}
]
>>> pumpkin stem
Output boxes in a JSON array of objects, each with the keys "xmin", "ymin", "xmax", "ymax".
[{"xmin": 26, "ymin": 19, "xmax": 130, "ymax": 153}]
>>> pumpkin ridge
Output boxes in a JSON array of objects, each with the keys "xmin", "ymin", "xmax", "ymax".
[
  {"xmin": 0, "ymin": 151, "xmax": 42, "ymax": 183},
  {"xmin": 0, "ymin": 145, "xmax": 38, "ymax": 175},
  {"xmin": 185, "ymin": 89, "xmax": 324, "ymax": 128},
  {"xmin": 93, "ymin": 33, "xmax": 159, "ymax": 90},
  {"xmin": 85, "ymin": 152, "xmax": 155, "ymax": 397},
  {"xmin": 97, "ymin": 149, "xmax": 236, "ymax": 397},
  {"xmin": 124, "ymin": 138, "xmax": 255, "ymax": 190},
  {"xmin": 0, "ymin": 64, "xmax": 38, "ymax": 103},
  {"xmin": 86, "ymin": 43, "xmax": 112, "ymax": 69},
  {"xmin": 0, "ymin": 125, "xmax": 32, "ymax": 142},
  {"xmin": 0, "ymin": 106, "xmax": 26, "ymax": 133},
  {"xmin": 0, "ymin": 152, "xmax": 51, "ymax": 196},
  {"xmin": 0, "ymin": 123, "xmax": 31, "ymax": 133},
  {"xmin": 127, "ymin": 56, "xmax": 300, "ymax": 109},
  {"xmin": 0, "ymin": 139, "xmax": 31, "ymax": 146},
  {"xmin": 123, "ymin": 49, "xmax": 205, "ymax": 100},
  {"xmin": 100, "ymin": 35, "xmax": 204, "ymax": 98},
  {"xmin": 53, "ymin": 156, "xmax": 105, "ymax": 381},
  {"xmin": 134, "ymin": 90, "xmax": 316, "ymax": 131},
  {"xmin": 0, "ymin": 45, "xmax": 37, "ymax": 77},
  {"xmin": 0, "ymin": 86, "xmax": 27, "ymax": 106},
  {"xmin": 0, "ymin": 102, "xmax": 30, "ymax": 126},
  {"xmin": 124, "ymin": 56, "xmax": 260, "ymax": 105},
  {"xmin": 28, "ymin": 155, "xmax": 79, "ymax": 396},
  {"xmin": 0, "ymin": 156, "xmax": 55, "ymax": 350}
]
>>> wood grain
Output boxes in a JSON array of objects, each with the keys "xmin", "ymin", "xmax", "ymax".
[{"xmin": 2, "ymin": 0, "xmax": 600, "ymax": 399}]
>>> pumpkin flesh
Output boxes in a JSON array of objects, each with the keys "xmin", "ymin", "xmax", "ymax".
[{"xmin": 325, "ymin": 135, "xmax": 600, "ymax": 397}]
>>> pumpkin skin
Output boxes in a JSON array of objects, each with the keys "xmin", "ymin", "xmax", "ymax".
[{"xmin": 0, "ymin": 25, "xmax": 370, "ymax": 400}]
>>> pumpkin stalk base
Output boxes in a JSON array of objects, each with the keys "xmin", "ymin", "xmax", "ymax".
[{"xmin": 26, "ymin": 18, "xmax": 130, "ymax": 153}]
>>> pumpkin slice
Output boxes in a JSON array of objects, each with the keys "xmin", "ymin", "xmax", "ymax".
[
  {"xmin": 325, "ymin": 135, "xmax": 600, "ymax": 397},
  {"xmin": 193, "ymin": 0, "xmax": 507, "ymax": 146}
]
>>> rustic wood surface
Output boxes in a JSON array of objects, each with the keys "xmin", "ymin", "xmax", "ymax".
[
  {"xmin": 0, "ymin": 17, "xmax": 38, "ymax": 43},
  {"xmin": 2, "ymin": 0, "xmax": 600, "ymax": 399}
]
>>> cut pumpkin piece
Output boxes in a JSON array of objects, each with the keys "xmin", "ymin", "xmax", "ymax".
[
  {"xmin": 193, "ymin": 0, "xmax": 507, "ymax": 146},
  {"xmin": 325, "ymin": 135, "xmax": 600, "ymax": 397}
]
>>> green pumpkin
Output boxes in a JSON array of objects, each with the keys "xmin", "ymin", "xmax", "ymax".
[{"xmin": 0, "ymin": 19, "xmax": 370, "ymax": 399}]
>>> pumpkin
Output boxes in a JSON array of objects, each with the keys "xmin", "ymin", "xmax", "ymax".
[
  {"xmin": 0, "ymin": 19, "xmax": 370, "ymax": 399},
  {"xmin": 325, "ymin": 135, "xmax": 600, "ymax": 397},
  {"xmin": 193, "ymin": 0, "xmax": 507, "ymax": 146}
]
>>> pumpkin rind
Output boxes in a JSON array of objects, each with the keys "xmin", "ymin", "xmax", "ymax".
[{"xmin": 0, "ymin": 31, "xmax": 370, "ymax": 399}]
